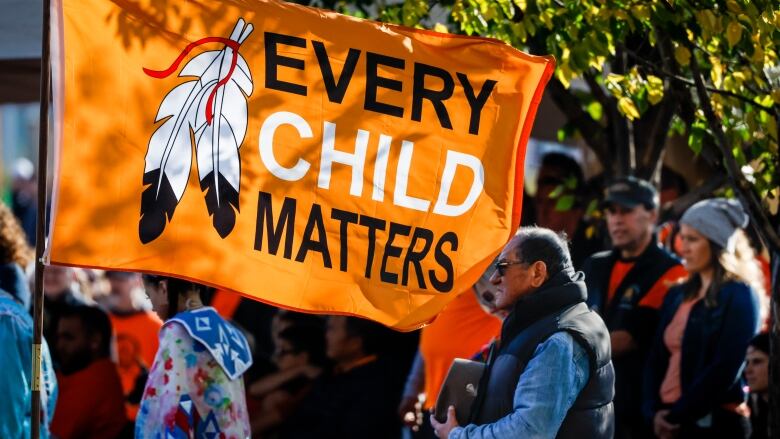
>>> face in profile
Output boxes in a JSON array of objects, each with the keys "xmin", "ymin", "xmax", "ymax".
[
  {"xmin": 272, "ymin": 338, "xmax": 309, "ymax": 371},
  {"xmin": 678, "ymin": 224, "xmax": 713, "ymax": 274},
  {"xmin": 745, "ymin": 346, "xmax": 769, "ymax": 394},
  {"xmin": 143, "ymin": 279, "xmax": 169, "ymax": 320},
  {"xmin": 325, "ymin": 316, "xmax": 361, "ymax": 363}
]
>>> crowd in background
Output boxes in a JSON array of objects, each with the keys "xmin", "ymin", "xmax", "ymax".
[{"xmin": 0, "ymin": 151, "xmax": 773, "ymax": 438}]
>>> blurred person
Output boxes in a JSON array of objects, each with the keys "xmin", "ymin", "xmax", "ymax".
[
  {"xmin": 271, "ymin": 309, "xmax": 326, "ymax": 342},
  {"xmin": 398, "ymin": 270, "xmax": 504, "ymax": 438},
  {"xmin": 584, "ymin": 176, "xmax": 687, "ymax": 438},
  {"xmin": 282, "ymin": 315, "xmax": 401, "ymax": 438},
  {"xmin": 10, "ymin": 157, "xmax": 37, "ymax": 245},
  {"xmin": 432, "ymin": 227, "xmax": 614, "ymax": 438},
  {"xmin": 657, "ymin": 167, "xmax": 689, "ymax": 255},
  {"xmin": 249, "ymin": 325, "xmax": 328, "ymax": 435},
  {"xmin": 51, "ymin": 305, "xmax": 128, "ymax": 439},
  {"xmin": 534, "ymin": 153, "xmax": 604, "ymax": 269},
  {"xmin": 43, "ymin": 264, "xmax": 88, "ymax": 366},
  {"xmin": 745, "ymin": 333, "xmax": 769, "ymax": 439},
  {"xmin": 643, "ymin": 199, "xmax": 762, "ymax": 438},
  {"xmin": 103, "ymin": 270, "xmax": 162, "ymax": 420},
  {"xmin": 137, "ymin": 275, "xmax": 252, "ymax": 438},
  {"xmin": 0, "ymin": 202, "xmax": 57, "ymax": 437}
]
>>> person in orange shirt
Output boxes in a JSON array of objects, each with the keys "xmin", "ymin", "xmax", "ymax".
[
  {"xmin": 51, "ymin": 305, "xmax": 128, "ymax": 439},
  {"xmin": 102, "ymin": 271, "xmax": 162, "ymax": 420},
  {"xmin": 583, "ymin": 177, "xmax": 687, "ymax": 439}
]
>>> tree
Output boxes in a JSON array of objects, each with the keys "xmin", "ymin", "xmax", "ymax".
[{"xmin": 311, "ymin": 0, "xmax": 780, "ymax": 432}]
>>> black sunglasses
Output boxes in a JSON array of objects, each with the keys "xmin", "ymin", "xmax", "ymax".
[{"xmin": 494, "ymin": 260, "xmax": 526, "ymax": 276}]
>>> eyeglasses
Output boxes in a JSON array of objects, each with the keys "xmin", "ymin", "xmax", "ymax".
[{"xmin": 494, "ymin": 260, "xmax": 526, "ymax": 277}]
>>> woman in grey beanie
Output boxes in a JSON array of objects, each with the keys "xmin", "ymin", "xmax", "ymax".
[{"xmin": 644, "ymin": 198, "xmax": 763, "ymax": 439}]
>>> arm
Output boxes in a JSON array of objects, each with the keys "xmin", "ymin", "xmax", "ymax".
[
  {"xmin": 398, "ymin": 350, "xmax": 425, "ymax": 421},
  {"xmin": 642, "ymin": 291, "xmax": 676, "ymax": 423},
  {"xmin": 666, "ymin": 284, "xmax": 760, "ymax": 424},
  {"xmin": 610, "ymin": 330, "xmax": 638, "ymax": 357},
  {"xmin": 248, "ymin": 364, "xmax": 321, "ymax": 398},
  {"xmin": 0, "ymin": 314, "xmax": 30, "ymax": 438},
  {"xmin": 447, "ymin": 332, "xmax": 590, "ymax": 439},
  {"xmin": 135, "ymin": 323, "xmax": 194, "ymax": 437}
]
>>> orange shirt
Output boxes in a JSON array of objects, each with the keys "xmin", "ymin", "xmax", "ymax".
[
  {"xmin": 660, "ymin": 298, "xmax": 700, "ymax": 404},
  {"xmin": 419, "ymin": 290, "xmax": 501, "ymax": 409},
  {"xmin": 51, "ymin": 358, "xmax": 128, "ymax": 439},
  {"xmin": 607, "ymin": 261, "xmax": 688, "ymax": 310},
  {"xmin": 109, "ymin": 310, "xmax": 163, "ymax": 419},
  {"xmin": 211, "ymin": 289, "xmax": 242, "ymax": 318}
]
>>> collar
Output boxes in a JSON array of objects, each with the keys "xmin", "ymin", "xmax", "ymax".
[
  {"xmin": 501, "ymin": 269, "xmax": 587, "ymax": 342},
  {"xmin": 613, "ymin": 235, "xmax": 660, "ymax": 263},
  {"xmin": 167, "ymin": 307, "xmax": 253, "ymax": 379}
]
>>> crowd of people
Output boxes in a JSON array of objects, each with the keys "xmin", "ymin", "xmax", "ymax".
[{"xmin": 0, "ymin": 151, "xmax": 773, "ymax": 439}]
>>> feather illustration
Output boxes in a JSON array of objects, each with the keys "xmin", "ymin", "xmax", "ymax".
[{"xmin": 139, "ymin": 19, "xmax": 253, "ymax": 243}]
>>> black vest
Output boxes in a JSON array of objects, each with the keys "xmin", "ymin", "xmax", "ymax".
[
  {"xmin": 470, "ymin": 271, "xmax": 615, "ymax": 438},
  {"xmin": 583, "ymin": 238, "xmax": 681, "ymax": 422},
  {"xmin": 583, "ymin": 238, "xmax": 680, "ymax": 328}
]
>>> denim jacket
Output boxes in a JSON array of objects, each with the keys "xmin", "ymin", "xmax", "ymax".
[{"xmin": 449, "ymin": 331, "xmax": 590, "ymax": 438}]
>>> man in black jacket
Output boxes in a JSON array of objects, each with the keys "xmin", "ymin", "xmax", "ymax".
[
  {"xmin": 432, "ymin": 227, "xmax": 614, "ymax": 438},
  {"xmin": 584, "ymin": 177, "xmax": 686, "ymax": 439}
]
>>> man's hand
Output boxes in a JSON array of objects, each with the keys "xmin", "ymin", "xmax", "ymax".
[
  {"xmin": 653, "ymin": 409, "xmax": 679, "ymax": 439},
  {"xmin": 430, "ymin": 405, "xmax": 459, "ymax": 438},
  {"xmin": 610, "ymin": 330, "xmax": 638, "ymax": 357},
  {"xmin": 397, "ymin": 394, "xmax": 418, "ymax": 427}
]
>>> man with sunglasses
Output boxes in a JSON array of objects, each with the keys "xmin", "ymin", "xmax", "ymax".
[
  {"xmin": 431, "ymin": 227, "xmax": 614, "ymax": 438},
  {"xmin": 582, "ymin": 176, "xmax": 686, "ymax": 439}
]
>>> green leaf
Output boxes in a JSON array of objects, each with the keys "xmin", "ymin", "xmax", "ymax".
[
  {"xmin": 564, "ymin": 175, "xmax": 578, "ymax": 190},
  {"xmin": 587, "ymin": 101, "xmax": 603, "ymax": 120},
  {"xmin": 688, "ymin": 126, "xmax": 705, "ymax": 155},
  {"xmin": 549, "ymin": 184, "xmax": 565, "ymax": 199},
  {"xmin": 555, "ymin": 195, "xmax": 576, "ymax": 211}
]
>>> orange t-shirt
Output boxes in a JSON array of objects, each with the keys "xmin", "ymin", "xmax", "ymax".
[
  {"xmin": 607, "ymin": 261, "xmax": 688, "ymax": 310},
  {"xmin": 660, "ymin": 298, "xmax": 700, "ymax": 404},
  {"xmin": 419, "ymin": 290, "xmax": 501, "ymax": 409},
  {"xmin": 51, "ymin": 358, "xmax": 128, "ymax": 439},
  {"xmin": 211, "ymin": 289, "xmax": 242, "ymax": 318},
  {"xmin": 109, "ymin": 310, "xmax": 163, "ymax": 419}
]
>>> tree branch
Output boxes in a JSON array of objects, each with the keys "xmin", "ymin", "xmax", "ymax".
[
  {"xmin": 688, "ymin": 43, "xmax": 780, "ymax": 252},
  {"xmin": 545, "ymin": 77, "xmax": 609, "ymax": 164},
  {"xmin": 623, "ymin": 48, "xmax": 776, "ymax": 113}
]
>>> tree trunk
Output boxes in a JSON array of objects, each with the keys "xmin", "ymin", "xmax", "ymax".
[{"xmin": 771, "ymin": 251, "xmax": 780, "ymax": 438}]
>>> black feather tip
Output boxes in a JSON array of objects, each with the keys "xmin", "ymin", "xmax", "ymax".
[
  {"xmin": 200, "ymin": 172, "xmax": 239, "ymax": 239},
  {"xmin": 139, "ymin": 170, "xmax": 179, "ymax": 244}
]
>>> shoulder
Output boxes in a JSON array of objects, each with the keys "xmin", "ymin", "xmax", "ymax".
[
  {"xmin": 584, "ymin": 251, "xmax": 613, "ymax": 266},
  {"xmin": 160, "ymin": 319, "xmax": 193, "ymax": 343},
  {"xmin": 653, "ymin": 244, "xmax": 682, "ymax": 265},
  {"xmin": 533, "ymin": 332, "xmax": 587, "ymax": 361},
  {"xmin": 718, "ymin": 281, "xmax": 758, "ymax": 305}
]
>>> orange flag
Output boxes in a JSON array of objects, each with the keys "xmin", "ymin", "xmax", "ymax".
[{"xmin": 49, "ymin": 0, "xmax": 554, "ymax": 330}]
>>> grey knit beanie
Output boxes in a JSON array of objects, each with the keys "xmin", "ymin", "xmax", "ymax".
[{"xmin": 679, "ymin": 198, "xmax": 749, "ymax": 252}]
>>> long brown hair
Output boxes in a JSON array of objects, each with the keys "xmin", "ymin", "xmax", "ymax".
[
  {"xmin": 0, "ymin": 202, "xmax": 33, "ymax": 267},
  {"xmin": 682, "ymin": 229, "xmax": 764, "ymax": 307}
]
